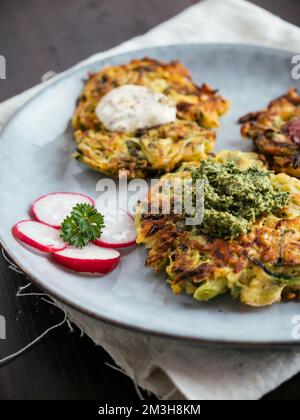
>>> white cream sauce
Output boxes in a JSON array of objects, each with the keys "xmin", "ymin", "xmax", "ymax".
[{"xmin": 95, "ymin": 84, "xmax": 177, "ymax": 132}]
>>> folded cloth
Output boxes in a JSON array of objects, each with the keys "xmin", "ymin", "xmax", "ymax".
[{"xmin": 1, "ymin": 0, "xmax": 300, "ymax": 400}]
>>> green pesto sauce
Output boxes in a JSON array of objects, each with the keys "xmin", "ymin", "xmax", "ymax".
[{"xmin": 192, "ymin": 160, "xmax": 290, "ymax": 239}]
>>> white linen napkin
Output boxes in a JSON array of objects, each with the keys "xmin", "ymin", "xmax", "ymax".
[{"xmin": 1, "ymin": 0, "xmax": 300, "ymax": 400}]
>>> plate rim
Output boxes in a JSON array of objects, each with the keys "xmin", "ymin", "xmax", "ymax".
[{"xmin": 1, "ymin": 42, "xmax": 300, "ymax": 349}]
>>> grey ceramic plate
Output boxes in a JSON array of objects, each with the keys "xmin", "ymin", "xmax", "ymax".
[{"xmin": 1, "ymin": 44, "xmax": 300, "ymax": 348}]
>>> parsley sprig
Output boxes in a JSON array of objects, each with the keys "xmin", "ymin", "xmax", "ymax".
[{"xmin": 60, "ymin": 203, "xmax": 105, "ymax": 248}]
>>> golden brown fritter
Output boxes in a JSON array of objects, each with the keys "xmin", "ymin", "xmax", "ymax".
[
  {"xmin": 72, "ymin": 58, "xmax": 230, "ymax": 178},
  {"xmin": 135, "ymin": 151, "xmax": 300, "ymax": 307},
  {"xmin": 239, "ymin": 88, "xmax": 300, "ymax": 178}
]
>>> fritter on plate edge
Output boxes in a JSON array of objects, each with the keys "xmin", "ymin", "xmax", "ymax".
[{"xmin": 240, "ymin": 88, "xmax": 300, "ymax": 178}]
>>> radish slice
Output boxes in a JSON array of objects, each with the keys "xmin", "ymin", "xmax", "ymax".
[
  {"xmin": 94, "ymin": 208, "xmax": 136, "ymax": 248},
  {"xmin": 53, "ymin": 243, "xmax": 120, "ymax": 273},
  {"xmin": 12, "ymin": 220, "xmax": 66, "ymax": 253},
  {"xmin": 32, "ymin": 192, "xmax": 95, "ymax": 228}
]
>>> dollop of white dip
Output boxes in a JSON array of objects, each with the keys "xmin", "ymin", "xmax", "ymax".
[{"xmin": 95, "ymin": 84, "xmax": 177, "ymax": 132}]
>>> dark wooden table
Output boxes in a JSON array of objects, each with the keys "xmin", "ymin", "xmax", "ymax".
[{"xmin": 0, "ymin": 0, "xmax": 300, "ymax": 400}]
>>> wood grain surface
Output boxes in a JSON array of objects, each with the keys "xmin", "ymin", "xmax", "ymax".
[{"xmin": 0, "ymin": 0, "xmax": 299, "ymax": 400}]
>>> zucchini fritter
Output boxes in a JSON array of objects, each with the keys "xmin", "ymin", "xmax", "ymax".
[
  {"xmin": 72, "ymin": 58, "xmax": 230, "ymax": 178},
  {"xmin": 239, "ymin": 89, "xmax": 300, "ymax": 178},
  {"xmin": 135, "ymin": 150, "xmax": 300, "ymax": 307}
]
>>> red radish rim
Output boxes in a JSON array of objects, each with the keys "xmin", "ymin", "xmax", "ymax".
[
  {"xmin": 94, "ymin": 239, "xmax": 136, "ymax": 249},
  {"xmin": 12, "ymin": 220, "xmax": 67, "ymax": 253},
  {"xmin": 31, "ymin": 192, "xmax": 95, "ymax": 229},
  {"xmin": 53, "ymin": 247, "xmax": 120, "ymax": 273}
]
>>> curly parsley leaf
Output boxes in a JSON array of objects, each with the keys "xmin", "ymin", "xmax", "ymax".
[{"xmin": 60, "ymin": 203, "xmax": 105, "ymax": 248}]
